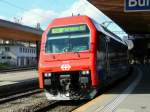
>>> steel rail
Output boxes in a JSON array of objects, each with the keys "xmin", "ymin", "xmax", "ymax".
[
  {"xmin": 34, "ymin": 100, "xmax": 59, "ymax": 112},
  {"xmin": 0, "ymin": 89, "xmax": 42, "ymax": 104},
  {"xmin": 0, "ymin": 67, "xmax": 36, "ymax": 73}
]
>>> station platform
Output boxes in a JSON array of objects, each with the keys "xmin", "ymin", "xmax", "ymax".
[
  {"xmin": 73, "ymin": 65, "xmax": 150, "ymax": 112},
  {"xmin": 0, "ymin": 70, "xmax": 38, "ymax": 86}
]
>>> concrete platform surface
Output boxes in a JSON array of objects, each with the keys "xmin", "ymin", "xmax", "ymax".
[
  {"xmin": 115, "ymin": 65, "xmax": 150, "ymax": 112},
  {"xmin": 73, "ymin": 65, "xmax": 150, "ymax": 112},
  {"xmin": 0, "ymin": 70, "xmax": 38, "ymax": 86}
]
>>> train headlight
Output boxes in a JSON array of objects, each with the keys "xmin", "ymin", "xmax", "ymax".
[
  {"xmin": 44, "ymin": 73, "xmax": 51, "ymax": 77},
  {"xmin": 81, "ymin": 70, "xmax": 90, "ymax": 75}
]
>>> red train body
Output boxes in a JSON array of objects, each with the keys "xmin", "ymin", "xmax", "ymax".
[{"xmin": 38, "ymin": 16, "xmax": 129, "ymax": 100}]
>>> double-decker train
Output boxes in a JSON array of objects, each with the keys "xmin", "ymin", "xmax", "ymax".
[{"xmin": 38, "ymin": 16, "xmax": 130, "ymax": 100}]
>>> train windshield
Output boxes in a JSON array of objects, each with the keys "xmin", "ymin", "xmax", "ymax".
[{"xmin": 45, "ymin": 24, "xmax": 90, "ymax": 53}]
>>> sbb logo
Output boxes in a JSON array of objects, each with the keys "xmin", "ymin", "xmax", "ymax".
[{"xmin": 60, "ymin": 64, "xmax": 71, "ymax": 71}]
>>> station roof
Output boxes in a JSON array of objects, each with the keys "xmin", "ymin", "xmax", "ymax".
[
  {"xmin": 0, "ymin": 19, "xmax": 43, "ymax": 42},
  {"xmin": 90, "ymin": 0, "xmax": 150, "ymax": 34}
]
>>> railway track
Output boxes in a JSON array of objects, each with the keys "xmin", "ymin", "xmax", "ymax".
[
  {"xmin": 0, "ymin": 86, "xmax": 87, "ymax": 112},
  {"xmin": 0, "ymin": 78, "xmax": 39, "ymax": 98},
  {"xmin": 35, "ymin": 100, "xmax": 59, "ymax": 112},
  {"xmin": 35, "ymin": 100, "xmax": 87, "ymax": 112},
  {"xmin": 48, "ymin": 101, "xmax": 87, "ymax": 112},
  {"xmin": 0, "ymin": 67, "xmax": 36, "ymax": 73},
  {"xmin": 0, "ymin": 89, "xmax": 42, "ymax": 104},
  {"xmin": 0, "ymin": 89, "xmax": 49, "ymax": 112},
  {"xmin": 34, "ymin": 68, "xmax": 134, "ymax": 112},
  {"xmin": 0, "ymin": 68, "xmax": 134, "ymax": 112}
]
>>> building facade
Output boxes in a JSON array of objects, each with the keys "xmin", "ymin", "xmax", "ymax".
[{"xmin": 0, "ymin": 44, "xmax": 37, "ymax": 67}]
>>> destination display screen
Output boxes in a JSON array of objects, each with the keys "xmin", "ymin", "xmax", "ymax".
[{"xmin": 50, "ymin": 24, "xmax": 88, "ymax": 34}]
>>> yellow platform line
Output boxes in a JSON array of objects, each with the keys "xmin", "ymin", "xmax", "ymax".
[{"xmin": 73, "ymin": 93, "xmax": 110, "ymax": 112}]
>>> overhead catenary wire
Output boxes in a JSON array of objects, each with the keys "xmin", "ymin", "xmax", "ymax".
[{"xmin": 0, "ymin": 0, "xmax": 44, "ymax": 17}]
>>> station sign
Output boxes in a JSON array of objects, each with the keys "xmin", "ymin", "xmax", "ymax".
[{"xmin": 125, "ymin": 0, "xmax": 150, "ymax": 11}]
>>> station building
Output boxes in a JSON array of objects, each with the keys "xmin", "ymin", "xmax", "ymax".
[{"xmin": 0, "ymin": 43, "xmax": 37, "ymax": 67}]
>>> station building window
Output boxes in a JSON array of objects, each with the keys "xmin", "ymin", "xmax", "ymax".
[
  {"xmin": 7, "ymin": 56, "xmax": 11, "ymax": 59},
  {"xmin": 20, "ymin": 47, "xmax": 23, "ymax": 53},
  {"xmin": 2, "ymin": 56, "xmax": 6, "ymax": 59},
  {"xmin": 5, "ymin": 47, "xmax": 10, "ymax": 52}
]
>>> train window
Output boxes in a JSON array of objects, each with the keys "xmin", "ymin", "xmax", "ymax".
[
  {"xmin": 97, "ymin": 34, "xmax": 107, "ymax": 67},
  {"xmin": 70, "ymin": 34, "xmax": 89, "ymax": 52},
  {"xmin": 45, "ymin": 24, "xmax": 90, "ymax": 53},
  {"xmin": 46, "ymin": 34, "xmax": 89, "ymax": 53},
  {"xmin": 108, "ymin": 39, "xmax": 127, "ymax": 64}
]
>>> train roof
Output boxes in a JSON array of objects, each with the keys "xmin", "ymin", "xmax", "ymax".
[
  {"xmin": 49, "ymin": 15, "xmax": 132, "ymax": 48},
  {"xmin": 92, "ymin": 20, "xmax": 127, "ymax": 46}
]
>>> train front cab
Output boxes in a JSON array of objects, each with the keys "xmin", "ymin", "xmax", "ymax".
[
  {"xmin": 38, "ymin": 16, "xmax": 129, "ymax": 100},
  {"xmin": 38, "ymin": 16, "xmax": 100, "ymax": 100}
]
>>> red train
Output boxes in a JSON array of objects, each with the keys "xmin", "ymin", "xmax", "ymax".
[{"xmin": 38, "ymin": 16, "xmax": 129, "ymax": 100}]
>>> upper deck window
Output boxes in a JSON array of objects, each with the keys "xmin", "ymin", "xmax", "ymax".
[{"xmin": 45, "ymin": 24, "xmax": 90, "ymax": 53}]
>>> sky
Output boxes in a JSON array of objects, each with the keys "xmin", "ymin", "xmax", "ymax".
[
  {"xmin": 0, "ymin": 0, "xmax": 127, "ymax": 38},
  {"xmin": 0, "ymin": 0, "xmax": 75, "ymax": 28}
]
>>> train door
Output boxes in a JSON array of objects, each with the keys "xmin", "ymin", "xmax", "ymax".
[{"xmin": 96, "ymin": 34, "xmax": 110, "ymax": 83}]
